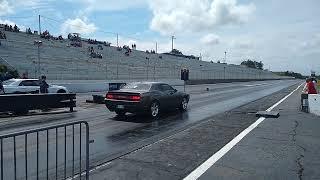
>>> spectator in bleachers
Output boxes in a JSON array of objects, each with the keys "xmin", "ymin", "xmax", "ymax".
[
  {"xmin": 26, "ymin": 28, "xmax": 32, "ymax": 34},
  {"xmin": 41, "ymin": 30, "xmax": 51, "ymax": 39},
  {"xmin": 13, "ymin": 24, "xmax": 19, "ymax": 32},
  {"xmin": 58, "ymin": 35, "xmax": 63, "ymax": 40},
  {"xmin": 3, "ymin": 24, "xmax": 20, "ymax": 32},
  {"xmin": 97, "ymin": 45, "xmax": 103, "ymax": 50},
  {"xmin": 0, "ymin": 31, "xmax": 6, "ymax": 39},
  {"xmin": 90, "ymin": 51, "xmax": 102, "ymax": 59},
  {"xmin": 103, "ymin": 41, "xmax": 111, "ymax": 47}
]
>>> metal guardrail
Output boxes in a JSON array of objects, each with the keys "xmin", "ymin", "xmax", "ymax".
[
  {"xmin": 0, "ymin": 93, "xmax": 76, "ymax": 113},
  {"xmin": 0, "ymin": 121, "xmax": 89, "ymax": 180}
]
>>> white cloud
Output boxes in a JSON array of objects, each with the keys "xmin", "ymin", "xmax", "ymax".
[
  {"xmin": 0, "ymin": 0, "xmax": 13, "ymax": 15},
  {"xmin": 0, "ymin": 0, "xmax": 51, "ymax": 14},
  {"xmin": 149, "ymin": 0, "xmax": 255, "ymax": 35},
  {"xmin": 201, "ymin": 33, "xmax": 220, "ymax": 45},
  {"xmin": 0, "ymin": 19, "xmax": 16, "ymax": 26},
  {"xmin": 231, "ymin": 39, "xmax": 254, "ymax": 49},
  {"xmin": 61, "ymin": 18, "xmax": 97, "ymax": 35}
]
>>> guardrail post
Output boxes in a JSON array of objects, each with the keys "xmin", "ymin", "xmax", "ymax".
[{"xmin": 70, "ymin": 96, "xmax": 74, "ymax": 112}]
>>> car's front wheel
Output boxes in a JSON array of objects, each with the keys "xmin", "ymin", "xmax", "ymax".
[
  {"xmin": 179, "ymin": 97, "xmax": 188, "ymax": 111},
  {"xmin": 149, "ymin": 101, "xmax": 160, "ymax": 118}
]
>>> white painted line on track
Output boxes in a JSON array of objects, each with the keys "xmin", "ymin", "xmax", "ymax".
[{"xmin": 183, "ymin": 83, "xmax": 304, "ymax": 180}]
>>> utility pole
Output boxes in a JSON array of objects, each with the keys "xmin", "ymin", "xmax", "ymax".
[
  {"xmin": 146, "ymin": 57, "xmax": 150, "ymax": 80},
  {"xmin": 37, "ymin": 45, "xmax": 40, "ymax": 77},
  {"xmin": 116, "ymin": 33, "xmax": 119, "ymax": 47},
  {"xmin": 156, "ymin": 42, "xmax": 158, "ymax": 54},
  {"xmin": 38, "ymin": 15, "xmax": 41, "ymax": 35},
  {"xmin": 171, "ymin": 36, "xmax": 175, "ymax": 52}
]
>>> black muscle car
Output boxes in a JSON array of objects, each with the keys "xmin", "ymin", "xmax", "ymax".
[{"xmin": 105, "ymin": 82, "xmax": 190, "ymax": 117}]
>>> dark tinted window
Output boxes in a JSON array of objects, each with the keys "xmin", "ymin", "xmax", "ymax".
[
  {"xmin": 20, "ymin": 80, "xmax": 40, "ymax": 86},
  {"xmin": 160, "ymin": 84, "xmax": 174, "ymax": 91},
  {"xmin": 121, "ymin": 83, "xmax": 151, "ymax": 90},
  {"xmin": 151, "ymin": 84, "xmax": 162, "ymax": 91}
]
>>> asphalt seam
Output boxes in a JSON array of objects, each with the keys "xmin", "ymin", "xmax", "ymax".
[{"xmin": 292, "ymin": 120, "xmax": 306, "ymax": 180}]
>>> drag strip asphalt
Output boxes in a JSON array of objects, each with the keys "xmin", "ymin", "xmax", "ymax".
[{"xmin": 0, "ymin": 80, "xmax": 300, "ymax": 179}]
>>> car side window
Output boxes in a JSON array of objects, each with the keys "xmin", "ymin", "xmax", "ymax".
[
  {"xmin": 19, "ymin": 81, "xmax": 30, "ymax": 86},
  {"xmin": 31, "ymin": 80, "xmax": 40, "ymax": 86},
  {"xmin": 151, "ymin": 84, "xmax": 162, "ymax": 91},
  {"xmin": 19, "ymin": 80, "xmax": 39, "ymax": 86},
  {"xmin": 160, "ymin": 84, "xmax": 174, "ymax": 92}
]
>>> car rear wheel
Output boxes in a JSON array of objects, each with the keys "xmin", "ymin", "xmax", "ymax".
[
  {"xmin": 115, "ymin": 110, "xmax": 126, "ymax": 116},
  {"xmin": 150, "ymin": 101, "xmax": 160, "ymax": 118},
  {"xmin": 57, "ymin": 89, "xmax": 66, "ymax": 93},
  {"xmin": 179, "ymin": 97, "xmax": 188, "ymax": 111}
]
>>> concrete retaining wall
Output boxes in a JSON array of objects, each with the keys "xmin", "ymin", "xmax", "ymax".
[
  {"xmin": 48, "ymin": 79, "xmax": 294, "ymax": 93},
  {"xmin": 48, "ymin": 79, "xmax": 184, "ymax": 93},
  {"xmin": 186, "ymin": 78, "xmax": 291, "ymax": 85},
  {"xmin": 308, "ymin": 94, "xmax": 320, "ymax": 116}
]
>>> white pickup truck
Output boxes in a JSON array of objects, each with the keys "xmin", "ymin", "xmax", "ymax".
[{"xmin": 2, "ymin": 79, "xmax": 69, "ymax": 94}]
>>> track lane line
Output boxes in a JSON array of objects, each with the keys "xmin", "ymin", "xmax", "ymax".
[{"xmin": 183, "ymin": 83, "xmax": 304, "ymax": 180}]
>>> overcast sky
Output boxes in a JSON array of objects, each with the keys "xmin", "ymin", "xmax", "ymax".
[{"xmin": 0, "ymin": 0, "xmax": 319, "ymax": 75}]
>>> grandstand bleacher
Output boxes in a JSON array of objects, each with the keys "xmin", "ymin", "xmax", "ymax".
[{"xmin": 0, "ymin": 26, "xmax": 281, "ymax": 81}]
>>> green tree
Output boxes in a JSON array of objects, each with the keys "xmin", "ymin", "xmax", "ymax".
[
  {"xmin": 0, "ymin": 64, "xmax": 8, "ymax": 73},
  {"xmin": 0, "ymin": 64, "xmax": 19, "ymax": 79},
  {"xmin": 241, "ymin": 59, "xmax": 264, "ymax": 70}
]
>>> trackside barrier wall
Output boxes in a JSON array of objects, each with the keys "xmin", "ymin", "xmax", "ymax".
[
  {"xmin": 308, "ymin": 94, "xmax": 320, "ymax": 116},
  {"xmin": 49, "ymin": 79, "xmax": 184, "ymax": 93},
  {"xmin": 0, "ymin": 121, "xmax": 89, "ymax": 180},
  {"xmin": 0, "ymin": 93, "xmax": 76, "ymax": 113}
]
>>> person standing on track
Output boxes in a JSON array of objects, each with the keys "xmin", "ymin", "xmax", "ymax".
[
  {"xmin": 303, "ymin": 78, "xmax": 317, "ymax": 94},
  {"xmin": 39, "ymin": 75, "xmax": 49, "ymax": 93}
]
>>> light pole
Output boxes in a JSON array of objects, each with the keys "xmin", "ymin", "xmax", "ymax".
[
  {"xmin": 116, "ymin": 33, "xmax": 119, "ymax": 47},
  {"xmin": 153, "ymin": 62, "xmax": 156, "ymax": 80},
  {"xmin": 171, "ymin": 36, "xmax": 176, "ymax": 52},
  {"xmin": 34, "ymin": 40, "xmax": 42, "ymax": 77},
  {"xmin": 116, "ymin": 59, "xmax": 119, "ymax": 80},
  {"xmin": 224, "ymin": 51, "xmax": 227, "ymax": 63},
  {"xmin": 146, "ymin": 57, "xmax": 150, "ymax": 80}
]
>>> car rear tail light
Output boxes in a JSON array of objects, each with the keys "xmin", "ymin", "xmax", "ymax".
[
  {"xmin": 130, "ymin": 95, "xmax": 141, "ymax": 101},
  {"xmin": 106, "ymin": 93, "xmax": 141, "ymax": 101},
  {"xmin": 106, "ymin": 94, "xmax": 114, "ymax": 99}
]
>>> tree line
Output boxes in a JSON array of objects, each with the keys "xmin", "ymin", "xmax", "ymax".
[{"xmin": 0, "ymin": 64, "xmax": 19, "ymax": 81}]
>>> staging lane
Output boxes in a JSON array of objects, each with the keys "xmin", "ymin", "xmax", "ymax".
[{"xmin": 0, "ymin": 80, "xmax": 300, "ymax": 179}]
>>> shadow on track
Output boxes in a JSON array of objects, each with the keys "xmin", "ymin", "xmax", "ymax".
[{"xmin": 107, "ymin": 110, "xmax": 190, "ymax": 143}]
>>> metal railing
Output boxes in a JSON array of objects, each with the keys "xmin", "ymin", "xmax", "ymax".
[{"xmin": 0, "ymin": 121, "xmax": 89, "ymax": 180}]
